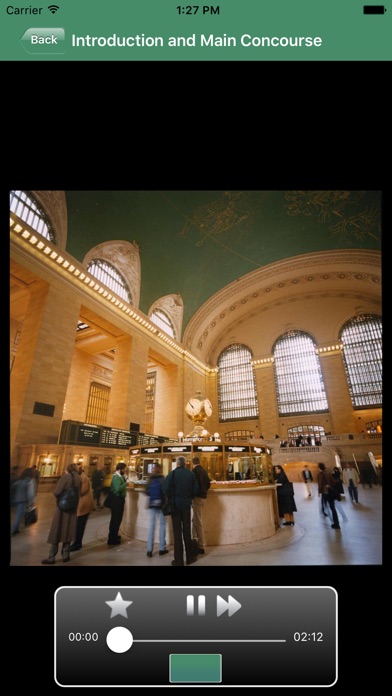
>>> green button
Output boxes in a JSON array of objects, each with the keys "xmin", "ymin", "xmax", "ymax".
[
  {"xmin": 169, "ymin": 654, "xmax": 222, "ymax": 684},
  {"xmin": 20, "ymin": 28, "xmax": 65, "ymax": 54}
]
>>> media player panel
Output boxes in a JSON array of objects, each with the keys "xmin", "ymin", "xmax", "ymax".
[{"xmin": 55, "ymin": 586, "xmax": 337, "ymax": 687}]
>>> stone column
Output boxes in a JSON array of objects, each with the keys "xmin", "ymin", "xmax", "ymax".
[
  {"xmin": 318, "ymin": 348, "xmax": 355, "ymax": 433},
  {"xmin": 10, "ymin": 281, "xmax": 81, "ymax": 463},
  {"xmin": 107, "ymin": 334, "xmax": 149, "ymax": 431},
  {"xmin": 253, "ymin": 360, "xmax": 279, "ymax": 439}
]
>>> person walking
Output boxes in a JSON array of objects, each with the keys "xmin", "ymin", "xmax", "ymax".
[
  {"xmin": 31, "ymin": 465, "xmax": 40, "ymax": 498},
  {"xmin": 273, "ymin": 465, "xmax": 297, "ymax": 526},
  {"xmin": 317, "ymin": 463, "xmax": 340, "ymax": 530},
  {"xmin": 191, "ymin": 456, "xmax": 211, "ymax": 555},
  {"xmin": 107, "ymin": 462, "xmax": 127, "ymax": 545},
  {"xmin": 342, "ymin": 463, "xmax": 360, "ymax": 504},
  {"xmin": 92, "ymin": 462, "xmax": 105, "ymax": 509},
  {"xmin": 162, "ymin": 455, "xmax": 199, "ymax": 566},
  {"xmin": 10, "ymin": 465, "xmax": 21, "ymax": 509},
  {"xmin": 11, "ymin": 467, "xmax": 35, "ymax": 535},
  {"xmin": 41, "ymin": 462, "xmax": 82, "ymax": 564},
  {"xmin": 69, "ymin": 466, "xmax": 95, "ymax": 552},
  {"xmin": 301, "ymin": 464, "xmax": 313, "ymax": 497},
  {"xmin": 332, "ymin": 467, "xmax": 344, "ymax": 497},
  {"xmin": 145, "ymin": 463, "xmax": 168, "ymax": 558}
]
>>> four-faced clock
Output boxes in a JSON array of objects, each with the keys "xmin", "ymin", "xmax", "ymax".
[
  {"xmin": 185, "ymin": 393, "xmax": 213, "ymax": 421},
  {"xmin": 185, "ymin": 397, "xmax": 201, "ymax": 417}
]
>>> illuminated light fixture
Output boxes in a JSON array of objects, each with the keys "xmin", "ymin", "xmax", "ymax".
[
  {"xmin": 178, "ymin": 431, "xmax": 184, "ymax": 441},
  {"xmin": 43, "ymin": 453, "xmax": 52, "ymax": 464},
  {"xmin": 68, "ymin": 264, "xmax": 75, "ymax": 272},
  {"xmin": 201, "ymin": 429, "xmax": 208, "ymax": 437},
  {"xmin": 79, "ymin": 272, "xmax": 85, "ymax": 280},
  {"xmin": 50, "ymin": 251, "xmax": 58, "ymax": 259},
  {"xmin": 98, "ymin": 287, "xmax": 104, "ymax": 294},
  {"xmin": 89, "ymin": 280, "xmax": 96, "ymax": 287},
  {"xmin": 214, "ymin": 432, "xmax": 220, "ymax": 441},
  {"xmin": 43, "ymin": 246, "xmax": 51, "ymax": 254},
  {"xmin": 37, "ymin": 241, "xmax": 45, "ymax": 249},
  {"xmin": 74, "ymin": 268, "xmax": 80, "ymax": 276},
  {"xmin": 56, "ymin": 255, "xmax": 64, "ymax": 263},
  {"xmin": 84, "ymin": 276, "xmax": 91, "ymax": 284},
  {"xmin": 22, "ymin": 230, "xmax": 31, "ymax": 239},
  {"xmin": 102, "ymin": 290, "xmax": 108, "ymax": 297},
  {"xmin": 10, "ymin": 217, "xmax": 14, "ymax": 226},
  {"xmin": 14, "ymin": 223, "xmax": 23, "ymax": 233},
  {"xmin": 28, "ymin": 235, "xmax": 38, "ymax": 245}
]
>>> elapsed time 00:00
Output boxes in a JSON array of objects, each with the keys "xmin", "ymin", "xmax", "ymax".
[
  {"xmin": 294, "ymin": 632, "xmax": 323, "ymax": 641},
  {"xmin": 69, "ymin": 632, "xmax": 99, "ymax": 641}
]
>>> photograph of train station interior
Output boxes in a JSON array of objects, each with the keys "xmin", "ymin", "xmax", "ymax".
[{"xmin": 9, "ymin": 190, "xmax": 382, "ymax": 567}]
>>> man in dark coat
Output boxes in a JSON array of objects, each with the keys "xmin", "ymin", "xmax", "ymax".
[{"xmin": 162, "ymin": 456, "xmax": 199, "ymax": 566}]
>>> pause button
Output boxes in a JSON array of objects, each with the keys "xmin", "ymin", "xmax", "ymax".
[{"xmin": 186, "ymin": 594, "xmax": 205, "ymax": 616}]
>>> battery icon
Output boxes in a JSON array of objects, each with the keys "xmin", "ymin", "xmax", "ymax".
[{"xmin": 363, "ymin": 5, "xmax": 387, "ymax": 12}]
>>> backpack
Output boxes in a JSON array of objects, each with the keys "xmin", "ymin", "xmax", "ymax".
[{"xmin": 147, "ymin": 476, "xmax": 164, "ymax": 508}]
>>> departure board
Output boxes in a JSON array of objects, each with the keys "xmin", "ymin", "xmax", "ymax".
[
  {"xmin": 59, "ymin": 421, "xmax": 135, "ymax": 449},
  {"xmin": 100, "ymin": 428, "xmax": 133, "ymax": 448}
]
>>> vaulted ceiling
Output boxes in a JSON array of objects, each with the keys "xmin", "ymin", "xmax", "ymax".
[{"xmin": 64, "ymin": 190, "xmax": 382, "ymax": 334}]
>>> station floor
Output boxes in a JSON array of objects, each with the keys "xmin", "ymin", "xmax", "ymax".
[{"xmin": 9, "ymin": 482, "xmax": 382, "ymax": 566}]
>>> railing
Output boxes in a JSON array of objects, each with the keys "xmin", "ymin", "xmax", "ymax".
[{"xmin": 277, "ymin": 447, "xmax": 320, "ymax": 453}]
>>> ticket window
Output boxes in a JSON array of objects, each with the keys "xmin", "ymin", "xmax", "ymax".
[
  {"xmin": 104, "ymin": 456, "xmax": 113, "ymax": 477},
  {"xmin": 162, "ymin": 456, "xmax": 179, "ymax": 473},
  {"xmin": 196, "ymin": 454, "xmax": 223, "ymax": 480},
  {"xmin": 38, "ymin": 455, "xmax": 58, "ymax": 477},
  {"xmin": 164, "ymin": 456, "xmax": 192, "ymax": 472},
  {"xmin": 226, "ymin": 456, "xmax": 249, "ymax": 480},
  {"xmin": 252, "ymin": 453, "xmax": 274, "ymax": 483},
  {"xmin": 143, "ymin": 459, "xmax": 161, "ymax": 480}
]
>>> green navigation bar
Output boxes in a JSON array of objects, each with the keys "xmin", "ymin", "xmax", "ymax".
[{"xmin": 1, "ymin": 1, "xmax": 391, "ymax": 61}]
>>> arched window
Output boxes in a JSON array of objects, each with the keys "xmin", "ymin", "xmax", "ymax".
[
  {"xmin": 10, "ymin": 190, "xmax": 54, "ymax": 242},
  {"xmin": 273, "ymin": 331, "xmax": 328, "ymax": 416},
  {"xmin": 149, "ymin": 309, "xmax": 175, "ymax": 338},
  {"xmin": 87, "ymin": 259, "xmax": 132, "ymax": 304},
  {"xmin": 340, "ymin": 314, "xmax": 382, "ymax": 408},
  {"xmin": 217, "ymin": 344, "xmax": 259, "ymax": 421}
]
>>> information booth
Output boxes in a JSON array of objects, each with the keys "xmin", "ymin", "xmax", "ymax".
[
  {"xmin": 128, "ymin": 442, "xmax": 273, "ymax": 485},
  {"xmin": 123, "ymin": 441, "xmax": 278, "ymax": 545}
]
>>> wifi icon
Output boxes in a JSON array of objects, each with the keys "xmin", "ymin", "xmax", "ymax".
[{"xmin": 48, "ymin": 5, "xmax": 59, "ymax": 13}]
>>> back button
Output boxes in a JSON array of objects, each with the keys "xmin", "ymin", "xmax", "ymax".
[{"xmin": 20, "ymin": 28, "xmax": 65, "ymax": 54}]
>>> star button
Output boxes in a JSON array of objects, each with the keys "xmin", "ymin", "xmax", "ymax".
[{"xmin": 105, "ymin": 592, "xmax": 133, "ymax": 618}]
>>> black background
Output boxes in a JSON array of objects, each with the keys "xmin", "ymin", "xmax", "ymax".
[{"xmin": 6, "ymin": 57, "xmax": 386, "ymax": 693}]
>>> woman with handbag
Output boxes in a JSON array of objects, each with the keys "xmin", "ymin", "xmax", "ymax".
[
  {"xmin": 41, "ymin": 462, "xmax": 81, "ymax": 564},
  {"xmin": 273, "ymin": 465, "xmax": 297, "ymax": 526}
]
